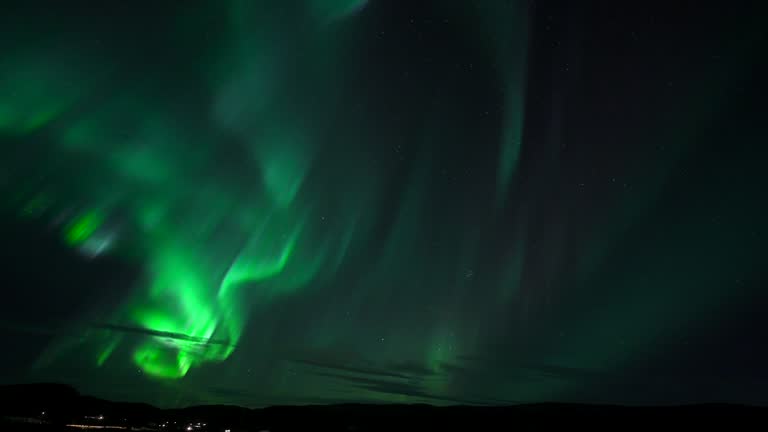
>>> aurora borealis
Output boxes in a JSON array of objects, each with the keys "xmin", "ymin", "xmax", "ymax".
[{"xmin": 1, "ymin": 0, "xmax": 768, "ymax": 407}]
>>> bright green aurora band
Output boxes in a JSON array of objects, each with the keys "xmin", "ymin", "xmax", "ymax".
[
  {"xmin": 4, "ymin": 0, "xmax": 385, "ymax": 381},
  {"xmin": 0, "ymin": 0, "xmax": 764, "ymax": 406}
]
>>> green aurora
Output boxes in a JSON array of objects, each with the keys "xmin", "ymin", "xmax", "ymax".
[{"xmin": 1, "ymin": 0, "xmax": 766, "ymax": 407}]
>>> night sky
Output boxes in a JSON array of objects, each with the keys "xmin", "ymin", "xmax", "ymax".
[{"xmin": 1, "ymin": 0, "xmax": 767, "ymax": 407}]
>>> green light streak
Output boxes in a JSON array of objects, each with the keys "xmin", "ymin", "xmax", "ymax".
[
  {"xmin": 64, "ymin": 211, "xmax": 103, "ymax": 245},
  {"xmin": 97, "ymin": 336, "xmax": 121, "ymax": 367}
]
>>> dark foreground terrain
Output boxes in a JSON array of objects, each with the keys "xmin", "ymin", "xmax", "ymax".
[{"xmin": 1, "ymin": 383, "xmax": 765, "ymax": 431}]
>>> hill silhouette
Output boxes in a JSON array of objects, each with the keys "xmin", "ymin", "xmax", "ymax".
[{"xmin": 1, "ymin": 383, "xmax": 766, "ymax": 431}]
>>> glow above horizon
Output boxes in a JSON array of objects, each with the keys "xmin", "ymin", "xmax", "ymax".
[{"xmin": 0, "ymin": 0, "xmax": 765, "ymax": 408}]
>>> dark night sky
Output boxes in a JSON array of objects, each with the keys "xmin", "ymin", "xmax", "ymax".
[{"xmin": 1, "ymin": 0, "xmax": 767, "ymax": 407}]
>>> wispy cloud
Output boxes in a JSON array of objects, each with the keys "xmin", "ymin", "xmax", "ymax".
[
  {"xmin": 290, "ymin": 358, "xmax": 413, "ymax": 381},
  {"xmin": 93, "ymin": 323, "xmax": 237, "ymax": 347},
  {"xmin": 287, "ymin": 354, "xmax": 507, "ymax": 405}
]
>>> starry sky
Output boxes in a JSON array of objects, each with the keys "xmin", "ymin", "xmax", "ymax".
[{"xmin": 1, "ymin": 0, "xmax": 767, "ymax": 407}]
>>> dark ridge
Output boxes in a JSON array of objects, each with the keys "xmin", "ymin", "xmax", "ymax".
[{"xmin": 2, "ymin": 383, "xmax": 767, "ymax": 431}]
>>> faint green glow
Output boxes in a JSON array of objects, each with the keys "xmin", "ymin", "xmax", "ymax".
[
  {"xmin": 470, "ymin": 2, "xmax": 529, "ymax": 206},
  {"xmin": 22, "ymin": 195, "xmax": 50, "ymax": 217},
  {"xmin": 498, "ymin": 88, "xmax": 525, "ymax": 205},
  {"xmin": 308, "ymin": 0, "xmax": 368, "ymax": 23},
  {"xmin": 0, "ymin": 50, "xmax": 86, "ymax": 135},
  {"xmin": 426, "ymin": 333, "xmax": 457, "ymax": 374},
  {"xmin": 97, "ymin": 337, "xmax": 121, "ymax": 367}
]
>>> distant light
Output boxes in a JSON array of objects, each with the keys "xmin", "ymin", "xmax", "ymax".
[
  {"xmin": 187, "ymin": 427, "xmax": 193, "ymax": 431},
  {"xmin": 225, "ymin": 429, "xmax": 231, "ymax": 432}
]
